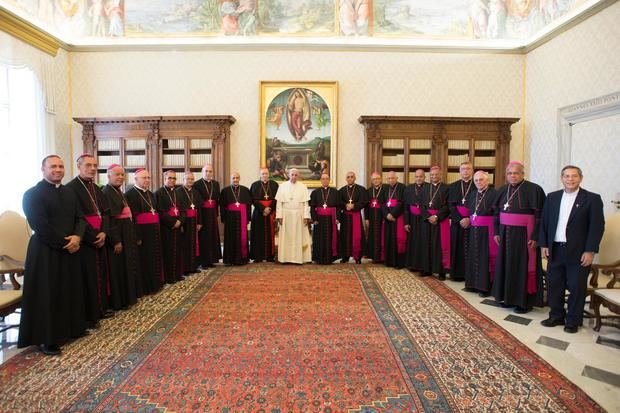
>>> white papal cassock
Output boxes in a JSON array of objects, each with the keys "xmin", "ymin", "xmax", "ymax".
[{"xmin": 275, "ymin": 180, "xmax": 312, "ymax": 263}]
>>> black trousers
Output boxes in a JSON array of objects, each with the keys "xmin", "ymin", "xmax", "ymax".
[{"xmin": 546, "ymin": 242, "xmax": 591, "ymax": 326}]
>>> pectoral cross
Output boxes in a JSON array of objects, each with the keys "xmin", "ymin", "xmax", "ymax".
[
  {"xmin": 264, "ymin": 194, "xmax": 269, "ymax": 200},
  {"xmin": 472, "ymin": 213, "xmax": 477, "ymax": 220},
  {"xmin": 208, "ymin": 199, "xmax": 213, "ymax": 205},
  {"xmin": 503, "ymin": 202, "xmax": 510, "ymax": 211},
  {"xmin": 387, "ymin": 200, "xmax": 392, "ymax": 207},
  {"xmin": 428, "ymin": 201, "xmax": 433, "ymax": 207},
  {"xmin": 461, "ymin": 198, "xmax": 466, "ymax": 204},
  {"xmin": 371, "ymin": 201, "xmax": 377, "ymax": 207},
  {"xmin": 173, "ymin": 208, "xmax": 178, "ymax": 215},
  {"xmin": 190, "ymin": 203, "xmax": 195, "ymax": 209},
  {"xmin": 235, "ymin": 202, "xmax": 240, "ymax": 207},
  {"xmin": 150, "ymin": 208, "xmax": 155, "ymax": 215},
  {"xmin": 349, "ymin": 199, "xmax": 353, "ymax": 204},
  {"xmin": 323, "ymin": 203, "xmax": 327, "ymax": 209}
]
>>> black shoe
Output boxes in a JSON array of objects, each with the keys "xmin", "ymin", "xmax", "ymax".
[
  {"xmin": 438, "ymin": 274, "xmax": 446, "ymax": 281},
  {"xmin": 102, "ymin": 310, "xmax": 114, "ymax": 319},
  {"xmin": 355, "ymin": 259, "xmax": 362, "ymax": 264},
  {"xmin": 478, "ymin": 292, "xmax": 490, "ymax": 298},
  {"xmin": 396, "ymin": 266, "xmax": 404, "ymax": 270},
  {"xmin": 564, "ymin": 325, "xmax": 578, "ymax": 334},
  {"xmin": 266, "ymin": 258, "xmax": 275, "ymax": 262},
  {"xmin": 39, "ymin": 344, "xmax": 61, "ymax": 356},
  {"xmin": 87, "ymin": 321, "xmax": 100, "ymax": 329},
  {"xmin": 541, "ymin": 317, "xmax": 565, "ymax": 327},
  {"xmin": 420, "ymin": 272, "xmax": 431, "ymax": 277},
  {"xmin": 514, "ymin": 306, "xmax": 531, "ymax": 314},
  {"xmin": 463, "ymin": 287, "xmax": 476, "ymax": 292}
]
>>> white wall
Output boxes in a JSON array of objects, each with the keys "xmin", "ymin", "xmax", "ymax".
[
  {"xmin": 525, "ymin": 1, "xmax": 620, "ymax": 193},
  {"xmin": 70, "ymin": 50, "xmax": 524, "ymax": 187}
]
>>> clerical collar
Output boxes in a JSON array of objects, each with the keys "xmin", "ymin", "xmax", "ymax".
[
  {"xmin": 44, "ymin": 178, "xmax": 61, "ymax": 188},
  {"xmin": 165, "ymin": 186, "xmax": 174, "ymax": 191},
  {"xmin": 564, "ymin": 187, "xmax": 580, "ymax": 195},
  {"xmin": 135, "ymin": 185, "xmax": 148, "ymax": 192},
  {"xmin": 510, "ymin": 181, "xmax": 524, "ymax": 188},
  {"xmin": 184, "ymin": 186, "xmax": 192, "ymax": 191},
  {"xmin": 322, "ymin": 186, "xmax": 329, "ymax": 190},
  {"xmin": 78, "ymin": 176, "xmax": 93, "ymax": 183},
  {"xmin": 348, "ymin": 185, "xmax": 353, "ymax": 188},
  {"xmin": 432, "ymin": 182, "xmax": 440, "ymax": 187}
]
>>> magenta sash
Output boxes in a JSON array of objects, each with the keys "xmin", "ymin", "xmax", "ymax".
[
  {"xmin": 409, "ymin": 205, "xmax": 422, "ymax": 216},
  {"xmin": 500, "ymin": 212, "xmax": 537, "ymax": 294},
  {"xmin": 471, "ymin": 215, "xmax": 498, "ymax": 281},
  {"xmin": 202, "ymin": 200, "xmax": 217, "ymax": 209},
  {"xmin": 226, "ymin": 203, "xmax": 248, "ymax": 259},
  {"xmin": 369, "ymin": 198, "xmax": 385, "ymax": 260},
  {"xmin": 135, "ymin": 212, "xmax": 160, "ymax": 225},
  {"xmin": 113, "ymin": 206, "xmax": 132, "ymax": 220},
  {"xmin": 387, "ymin": 200, "xmax": 406, "ymax": 254},
  {"xmin": 84, "ymin": 213, "xmax": 102, "ymax": 231},
  {"xmin": 344, "ymin": 210, "xmax": 362, "ymax": 259},
  {"xmin": 317, "ymin": 207, "xmax": 338, "ymax": 255},
  {"xmin": 456, "ymin": 205, "xmax": 470, "ymax": 218},
  {"xmin": 428, "ymin": 208, "xmax": 450, "ymax": 269}
]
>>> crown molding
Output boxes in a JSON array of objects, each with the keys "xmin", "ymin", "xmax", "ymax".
[{"xmin": 0, "ymin": 7, "xmax": 65, "ymax": 56}]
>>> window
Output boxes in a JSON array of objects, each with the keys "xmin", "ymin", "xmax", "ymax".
[{"xmin": 0, "ymin": 64, "xmax": 46, "ymax": 215}]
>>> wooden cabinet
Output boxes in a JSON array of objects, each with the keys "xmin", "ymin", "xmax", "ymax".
[
  {"xmin": 74, "ymin": 116, "xmax": 235, "ymax": 189},
  {"xmin": 359, "ymin": 116, "xmax": 518, "ymax": 186}
]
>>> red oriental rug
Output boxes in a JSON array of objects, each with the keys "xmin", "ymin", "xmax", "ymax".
[{"xmin": 0, "ymin": 265, "xmax": 606, "ymax": 412}]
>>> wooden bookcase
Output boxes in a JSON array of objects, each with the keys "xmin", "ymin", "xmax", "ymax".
[
  {"xmin": 359, "ymin": 116, "xmax": 518, "ymax": 186},
  {"xmin": 74, "ymin": 116, "xmax": 235, "ymax": 189}
]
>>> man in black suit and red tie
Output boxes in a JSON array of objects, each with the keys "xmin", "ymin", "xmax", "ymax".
[{"xmin": 539, "ymin": 165, "xmax": 605, "ymax": 333}]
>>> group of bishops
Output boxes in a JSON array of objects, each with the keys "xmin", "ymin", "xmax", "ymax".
[{"xmin": 20, "ymin": 154, "xmax": 605, "ymax": 356}]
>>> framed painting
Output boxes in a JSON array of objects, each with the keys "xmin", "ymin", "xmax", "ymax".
[{"xmin": 260, "ymin": 81, "xmax": 338, "ymax": 188}]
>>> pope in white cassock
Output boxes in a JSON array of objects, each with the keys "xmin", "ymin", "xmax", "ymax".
[{"xmin": 275, "ymin": 168, "xmax": 312, "ymax": 263}]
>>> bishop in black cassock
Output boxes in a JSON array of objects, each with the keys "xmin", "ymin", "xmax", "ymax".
[
  {"xmin": 155, "ymin": 171, "xmax": 185, "ymax": 283},
  {"xmin": 311, "ymin": 174, "xmax": 342, "ymax": 264},
  {"xmin": 125, "ymin": 169, "xmax": 163, "ymax": 294},
  {"xmin": 492, "ymin": 162, "xmax": 546, "ymax": 313},
  {"xmin": 404, "ymin": 170, "xmax": 429, "ymax": 272},
  {"xmin": 66, "ymin": 154, "xmax": 112, "ymax": 327},
  {"xmin": 19, "ymin": 156, "xmax": 87, "ymax": 355},
  {"xmin": 365, "ymin": 172, "xmax": 387, "ymax": 263},
  {"xmin": 465, "ymin": 171, "xmax": 498, "ymax": 296},
  {"xmin": 447, "ymin": 163, "xmax": 474, "ymax": 281},
  {"xmin": 220, "ymin": 172, "xmax": 252, "ymax": 265},
  {"xmin": 338, "ymin": 172, "xmax": 367, "ymax": 264},
  {"xmin": 249, "ymin": 169, "xmax": 279, "ymax": 262},
  {"xmin": 420, "ymin": 167, "xmax": 450, "ymax": 280},
  {"xmin": 194, "ymin": 165, "xmax": 222, "ymax": 267},
  {"xmin": 379, "ymin": 172, "xmax": 406, "ymax": 268},
  {"xmin": 176, "ymin": 172, "xmax": 203, "ymax": 274},
  {"xmin": 102, "ymin": 164, "xmax": 140, "ymax": 308}
]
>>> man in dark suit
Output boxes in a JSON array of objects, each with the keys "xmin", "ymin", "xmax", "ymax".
[{"xmin": 539, "ymin": 165, "xmax": 605, "ymax": 333}]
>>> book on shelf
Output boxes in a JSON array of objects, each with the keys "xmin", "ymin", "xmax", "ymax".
[
  {"xmin": 126, "ymin": 155, "xmax": 146, "ymax": 167},
  {"xmin": 409, "ymin": 154, "xmax": 431, "ymax": 165},
  {"xmin": 447, "ymin": 140, "xmax": 470, "ymax": 150},
  {"xmin": 98, "ymin": 155, "xmax": 121, "ymax": 167},
  {"xmin": 190, "ymin": 138, "xmax": 213, "ymax": 149},
  {"xmin": 447, "ymin": 172, "xmax": 461, "ymax": 183},
  {"xmin": 474, "ymin": 140, "xmax": 496, "ymax": 150},
  {"xmin": 97, "ymin": 173, "xmax": 108, "ymax": 185},
  {"xmin": 163, "ymin": 154, "xmax": 185, "ymax": 166},
  {"xmin": 475, "ymin": 157, "xmax": 496, "ymax": 167},
  {"xmin": 165, "ymin": 139, "xmax": 185, "ymax": 149},
  {"xmin": 382, "ymin": 154, "xmax": 404, "ymax": 167},
  {"xmin": 409, "ymin": 139, "xmax": 431, "ymax": 149},
  {"xmin": 97, "ymin": 140, "xmax": 120, "ymax": 151},
  {"xmin": 125, "ymin": 139, "xmax": 146, "ymax": 150},
  {"xmin": 382, "ymin": 139, "xmax": 405, "ymax": 150},
  {"xmin": 190, "ymin": 154, "xmax": 212, "ymax": 167},
  {"xmin": 448, "ymin": 154, "xmax": 470, "ymax": 166}
]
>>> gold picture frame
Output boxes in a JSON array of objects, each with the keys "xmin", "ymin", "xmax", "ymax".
[{"xmin": 260, "ymin": 81, "xmax": 338, "ymax": 188}]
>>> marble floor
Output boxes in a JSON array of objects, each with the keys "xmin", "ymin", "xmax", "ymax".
[{"xmin": 1, "ymin": 270, "xmax": 619, "ymax": 412}]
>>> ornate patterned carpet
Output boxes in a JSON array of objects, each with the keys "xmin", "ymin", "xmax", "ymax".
[{"xmin": 0, "ymin": 264, "xmax": 606, "ymax": 412}]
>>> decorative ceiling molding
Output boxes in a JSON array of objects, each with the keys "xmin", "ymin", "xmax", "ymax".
[
  {"xmin": 0, "ymin": 7, "xmax": 63, "ymax": 56},
  {"xmin": 0, "ymin": 0, "xmax": 616, "ymax": 55}
]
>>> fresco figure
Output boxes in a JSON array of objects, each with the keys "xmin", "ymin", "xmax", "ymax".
[{"xmin": 339, "ymin": 0, "xmax": 370, "ymax": 35}]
